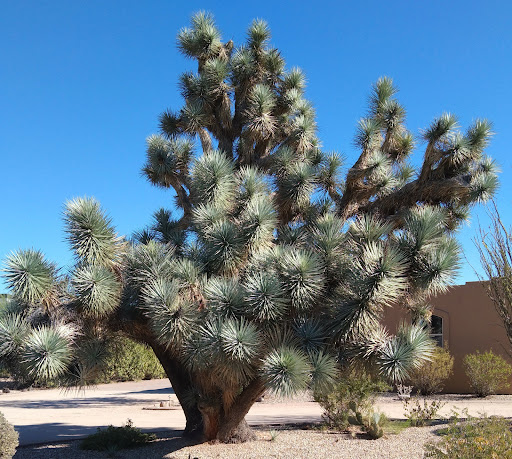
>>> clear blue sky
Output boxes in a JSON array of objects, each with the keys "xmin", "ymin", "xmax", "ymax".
[{"xmin": 1, "ymin": 0, "xmax": 511, "ymax": 292}]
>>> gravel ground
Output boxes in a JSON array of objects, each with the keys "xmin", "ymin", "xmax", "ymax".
[
  {"xmin": 259, "ymin": 390, "xmax": 314, "ymax": 403},
  {"xmin": 8, "ymin": 382, "xmax": 512, "ymax": 458},
  {"xmin": 13, "ymin": 424, "xmax": 441, "ymax": 459}
]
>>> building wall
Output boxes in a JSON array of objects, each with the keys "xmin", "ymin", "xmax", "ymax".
[{"xmin": 382, "ymin": 281, "xmax": 512, "ymax": 394}]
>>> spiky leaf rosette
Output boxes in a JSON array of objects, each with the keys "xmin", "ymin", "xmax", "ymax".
[
  {"xmin": 243, "ymin": 272, "xmax": 288, "ymax": 321},
  {"xmin": 143, "ymin": 136, "xmax": 193, "ymax": 190},
  {"xmin": 204, "ymin": 277, "xmax": 244, "ymax": 319},
  {"xmin": 398, "ymin": 206, "xmax": 461, "ymax": 295},
  {"xmin": 0, "ymin": 313, "xmax": 30, "ymax": 360},
  {"xmin": 185, "ymin": 318, "xmax": 260, "ymax": 385},
  {"xmin": 64, "ymin": 197, "xmax": 124, "ymax": 268},
  {"xmin": 72, "ymin": 265, "xmax": 121, "ymax": 318},
  {"xmin": 3, "ymin": 249, "xmax": 57, "ymax": 305},
  {"xmin": 311, "ymin": 213, "xmax": 345, "ymax": 261},
  {"xmin": 177, "ymin": 11, "xmax": 222, "ymax": 61},
  {"xmin": 376, "ymin": 322, "xmax": 435, "ymax": 383},
  {"xmin": 278, "ymin": 249, "xmax": 324, "ymax": 311},
  {"xmin": 142, "ymin": 278, "xmax": 197, "ymax": 349},
  {"xmin": 239, "ymin": 195, "xmax": 277, "ymax": 252},
  {"xmin": 201, "ymin": 220, "xmax": 245, "ymax": 275},
  {"xmin": 191, "ymin": 150, "xmax": 235, "ymax": 208},
  {"xmin": 219, "ymin": 318, "xmax": 260, "ymax": 382},
  {"xmin": 70, "ymin": 337, "xmax": 110, "ymax": 385},
  {"xmin": 23, "ymin": 326, "xmax": 73, "ymax": 381},
  {"xmin": 293, "ymin": 318, "xmax": 328, "ymax": 354},
  {"xmin": 261, "ymin": 346, "xmax": 311, "ymax": 396},
  {"xmin": 152, "ymin": 209, "xmax": 186, "ymax": 248},
  {"xmin": 235, "ymin": 166, "xmax": 271, "ymax": 205},
  {"xmin": 309, "ymin": 350, "xmax": 339, "ymax": 393},
  {"xmin": 126, "ymin": 240, "xmax": 176, "ymax": 288}
]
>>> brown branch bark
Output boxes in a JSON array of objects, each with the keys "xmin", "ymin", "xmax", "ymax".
[
  {"xmin": 418, "ymin": 143, "xmax": 441, "ymax": 183},
  {"xmin": 359, "ymin": 176, "xmax": 469, "ymax": 222},
  {"xmin": 337, "ymin": 135, "xmax": 472, "ymax": 222},
  {"xmin": 152, "ymin": 347, "xmax": 204, "ymax": 438},
  {"xmin": 217, "ymin": 377, "xmax": 265, "ymax": 442},
  {"xmin": 114, "ymin": 316, "xmax": 204, "ymax": 438},
  {"xmin": 198, "ymin": 128, "xmax": 213, "ymax": 153},
  {"xmin": 336, "ymin": 145, "xmax": 377, "ymax": 219}
]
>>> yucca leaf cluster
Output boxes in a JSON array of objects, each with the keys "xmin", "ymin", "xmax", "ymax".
[{"xmin": 0, "ymin": 12, "xmax": 499, "ymax": 440}]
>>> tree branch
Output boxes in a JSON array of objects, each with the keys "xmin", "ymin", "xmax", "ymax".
[
  {"xmin": 360, "ymin": 176, "xmax": 470, "ymax": 222},
  {"xmin": 198, "ymin": 128, "xmax": 213, "ymax": 153},
  {"xmin": 217, "ymin": 377, "xmax": 265, "ymax": 440}
]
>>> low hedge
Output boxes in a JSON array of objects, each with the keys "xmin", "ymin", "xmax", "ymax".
[
  {"xmin": 96, "ymin": 337, "xmax": 166, "ymax": 383},
  {"xmin": 0, "ymin": 337, "xmax": 166, "ymax": 386}
]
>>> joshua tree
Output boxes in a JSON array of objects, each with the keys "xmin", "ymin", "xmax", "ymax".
[{"xmin": 0, "ymin": 13, "xmax": 498, "ymax": 442}]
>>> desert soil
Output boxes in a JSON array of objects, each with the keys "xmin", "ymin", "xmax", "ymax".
[{"xmin": 13, "ymin": 424, "xmax": 441, "ymax": 459}]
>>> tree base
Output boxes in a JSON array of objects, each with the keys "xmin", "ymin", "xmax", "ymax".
[
  {"xmin": 217, "ymin": 419, "xmax": 256, "ymax": 443},
  {"xmin": 182, "ymin": 417, "xmax": 256, "ymax": 444}
]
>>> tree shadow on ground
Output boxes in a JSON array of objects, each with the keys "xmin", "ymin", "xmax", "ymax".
[
  {"xmin": 0, "ymin": 396, "xmax": 169, "ymax": 409},
  {"xmin": 124, "ymin": 387, "xmax": 175, "ymax": 395},
  {"xmin": 14, "ymin": 428, "xmax": 189, "ymax": 459},
  {"xmin": 14, "ymin": 423, "xmax": 183, "ymax": 450}
]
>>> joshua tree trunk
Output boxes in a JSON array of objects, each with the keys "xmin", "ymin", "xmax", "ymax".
[
  {"xmin": 153, "ymin": 346, "xmax": 264, "ymax": 442},
  {"xmin": 120, "ymin": 321, "xmax": 261, "ymax": 442},
  {"xmin": 151, "ymin": 347, "xmax": 204, "ymax": 438},
  {"xmin": 157, "ymin": 353, "xmax": 263, "ymax": 442},
  {"xmin": 198, "ymin": 378, "xmax": 264, "ymax": 442}
]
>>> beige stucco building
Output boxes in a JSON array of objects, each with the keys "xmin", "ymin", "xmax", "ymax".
[{"xmin": 383, "ymin": 281, "xmax": 512, "ymax": 394}]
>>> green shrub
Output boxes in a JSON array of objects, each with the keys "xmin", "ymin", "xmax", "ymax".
[
  {"xmin": 0, "ymin": 363, "xmax": 10, "ymax": 379},
  {"xmin": 0, "ymin": 411, "xmax": 19, "ymax": 459},
  {"xmin": 314, "ymin": 366, "xmax": 390, "ymax": 431},
  {"xmin": 403, "ymin": 398, "xmax": 445, "ymax": 426},
  {"xmin": 464, "ymin": 350, "xmax": 512, "ymax": 397},
  {"xmin": 425, "ymin": 413, "xmax": 512, "ymax": 458},
  {"xmin": 80, "ymin": 419, "xmax": 156, "ymax": 451},
  {"xmin": 408, "ymin": 346, "xmax": 454, "ymax": 395},
  {"xmin": 97, "ymin": 337, "xmax": 166, "ymax": 383}
]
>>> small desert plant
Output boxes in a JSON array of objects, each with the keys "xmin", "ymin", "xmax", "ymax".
[
  {"xmin": 396, "ymin": 384, "xmax": 413, "ymax": 399},
  {"xmin": 315, "ymin": 367, "xmax": 389, "ymax": 431},
  {"xmin": 269, "ymin": 429, "xmax": 280, "ymax": 441},
  {"xmin": 348, "ymin": 403, "xmax": 387, "ymax": 439},
  {"xmin": 0, "ymin": 411, "xmax": 19, "ymax": 459},
  {"xmin": 403, "ymin": 398, "xmax": 445, "ymax": 426},
  {"xmin": 80, "ymin": 419, "xmax": 156, "ymax": 451},
  {"xmin": 408, "ymin": 346, "xmax": 454, "ymax": 395},
  {"xmin": 365, "ymin": 412, "xmax": 386, "ymax": 439},
  {"xmin": 425, "ymin": 412, "xmax": 512, "ymax": 458},
  {"xmin": 464, "ymin": 350, "xmax": 512, "ymax": 397}
]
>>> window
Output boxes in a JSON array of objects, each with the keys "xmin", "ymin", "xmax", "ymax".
[{"xmin": 430, "ymin": 315, "xmax": 443, "ymax": 347}]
